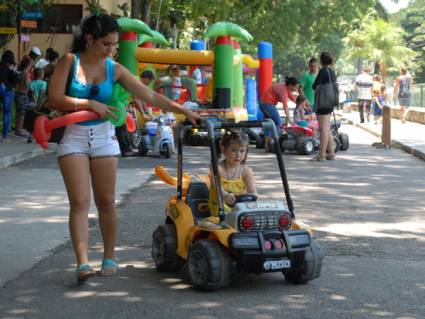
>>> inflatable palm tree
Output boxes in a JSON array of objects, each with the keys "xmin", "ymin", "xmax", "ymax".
[{"xmin": 205, "ymin": 22, "xmax": 252, "ymax": 109}]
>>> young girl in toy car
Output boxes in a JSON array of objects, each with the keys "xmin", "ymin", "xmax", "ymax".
[{"xmin": 209, "ymin": 131, "xmax": 257, "ymax": 216}]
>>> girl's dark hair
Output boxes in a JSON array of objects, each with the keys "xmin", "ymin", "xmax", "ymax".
[
  {"xmin": 1, "ymin": 50, "xmax": 16, "ymax": 66},
  {"xmin": 19, "ymin": 57, "xmax": 31, "ymax": 71},
  {"xmin": 71, "ymin": 13, "xmax": 120, "ymax": 53},
  {"xmin": 48, "ymin": 50, "xmax": 59, "ymax": 62},
  {"xmin": 285, "ymin": 76, "xmax": 299, "ymax": 86},
  {"xmin": 320, "ymin": 51, "xmax": 333, "ymax": 66},
  {"xmin": 296, "ymin": 95, "xmax": 307, "ymax": 106},
  {"xmin": 221, "ymin": 130, "xmax": 250, "ymax": 164},
  {"xmin": 34, "ymin": 68, "xmax": 44, "ymax": 79}
]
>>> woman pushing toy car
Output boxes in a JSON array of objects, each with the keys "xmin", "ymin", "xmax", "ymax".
[{"xmin": 48, "ymin": 13, "xmax": 200, "ymax": 282}]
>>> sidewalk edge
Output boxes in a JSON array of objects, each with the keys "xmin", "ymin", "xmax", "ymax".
[
  {"xmin": 347, "ymin": 120, "xmax": 425, "ymax": 162},
  {"xmin": 0, "ymin": 147, "xmax": 56, "ymax": 169}
]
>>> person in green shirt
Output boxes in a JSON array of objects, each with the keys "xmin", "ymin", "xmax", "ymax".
[
  {"xmin": 299, "ymin": 57, "xmax": 318, "ymax": 107},
  {"xmin": 29, "ymin": 67, "xmax": 47, "ymax": 100}
]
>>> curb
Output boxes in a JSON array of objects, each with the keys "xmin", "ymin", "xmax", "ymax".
[
  {"xmin": 346, "ymin": 119, "xmax": 425, "ymax": 162},
  {"xmin": 0, "ymin": 147, "xmax": 56, "ymax": 169}
]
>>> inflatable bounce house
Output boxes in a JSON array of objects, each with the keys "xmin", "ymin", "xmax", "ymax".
[
  {"xmin": 118, "ymin": 19, "xmax": 274, "ymax": 122},
  {"xmin": 33, "ymin": 18, "xmax": 275, "ymax": 149}
]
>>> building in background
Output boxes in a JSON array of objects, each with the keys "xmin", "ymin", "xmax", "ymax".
[{"xmin": 5, "ymin": 0, "xmax": 129, "ymax": 60}]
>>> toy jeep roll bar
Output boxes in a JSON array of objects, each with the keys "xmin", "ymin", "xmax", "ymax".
[{"xmin": 176, "ymin": 119, "xmax": 295, "ymax": 221}]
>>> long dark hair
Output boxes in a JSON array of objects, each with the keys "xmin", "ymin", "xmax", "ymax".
[
  {"xmin": 0, "ymin": 50, "xmax": 16, "ymax": 67},
  {"xmin": 71, "ymin": 13, "xmax": 120, "ymax": 53}
]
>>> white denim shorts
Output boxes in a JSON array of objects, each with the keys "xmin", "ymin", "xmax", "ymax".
[{"xmin": 57, "ymin": 121, "xmax": 120, "ymax": 159}]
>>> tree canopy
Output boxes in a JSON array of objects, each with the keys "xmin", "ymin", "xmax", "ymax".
[{"xmin": 396, "ymin": 0, "xmax": 425, "ymax": 82}]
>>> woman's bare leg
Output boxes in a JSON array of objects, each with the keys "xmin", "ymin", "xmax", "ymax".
[
  {"xmin": 90, "ymin": 157, "xmax": 118, "ymax": 260},
  {"xmin": 59, "ymin": 155, "xmax": 91, "ymax": 266},
  {"xmin": 318, "ymin": 114, "xmax": 330, "ymax": 158}
]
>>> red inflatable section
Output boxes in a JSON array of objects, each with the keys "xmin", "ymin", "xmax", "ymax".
[
  {"xmin": 258, "ymin": 58, "xmax": 273, "ymax": 100},
  {"xmin": 33, "ymin": 111, "xmax": 135, "ymax": 150}
]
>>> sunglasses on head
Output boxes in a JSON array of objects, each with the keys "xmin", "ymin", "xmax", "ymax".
[{"xmin": 89, "ymin": 84, "xmax": 99, "ymax": 97}]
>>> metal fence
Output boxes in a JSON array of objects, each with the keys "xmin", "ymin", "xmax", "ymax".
[{"xmin": 412, "ymin": 83, "xmax": 425, "ymax": 108}]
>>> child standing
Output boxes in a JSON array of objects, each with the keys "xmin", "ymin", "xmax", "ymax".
[
  {"xmin": 29, "ymin": 68, "xmax": 47, "ymax": 101},
  {"xmin": 209, "ymin": 131, "xmax": 257, "ymax": 216},
  {"xmin": 170, "ymin": 65, "xmax": 182, "ymax": 101},
  {"xmin": 373, "ymin": 85, "xmax": 387, "ymax": 124}
]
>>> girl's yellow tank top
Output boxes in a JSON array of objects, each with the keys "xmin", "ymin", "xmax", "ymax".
[{"xmin": 209, "ymin": 174, "xmax": 247, "ymax": 217}]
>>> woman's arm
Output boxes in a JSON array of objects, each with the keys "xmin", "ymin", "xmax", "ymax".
[
  {"xmin": 48, "ymin": 53, "xmax": 110, "ymax": 118},
  {"xmin": 115, "ymin": 63, "xmax": 199, "ymax": 125},
  {"xmin": 243, "ymin": 166, "xmax": 257, "ymax": 195}
]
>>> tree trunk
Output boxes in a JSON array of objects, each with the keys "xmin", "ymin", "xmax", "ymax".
[
  {"xmin": 141, "ymin": 0, "xmax": 152, "ymax": 25},
  {"xmin": 356, "ymin": 58, "xmax": 363, "ymax": 75},
  {"xmin": 374, "ymin": 61, "xmax": 380, "ymax": 75},
  {"xmin": 131, "ymin": 0, "xmax": 139, "ymax": 19}
]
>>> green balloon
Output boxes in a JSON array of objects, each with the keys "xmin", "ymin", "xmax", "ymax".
[{"xmin": 107, "ymin": 84, "xmax": 130, "ymax": 127}]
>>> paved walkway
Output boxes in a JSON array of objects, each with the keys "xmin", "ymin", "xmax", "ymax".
[
  {"xmin": 0, "ymin": 138, "xmax": 153, "ymax": 287},
  {"xmin": 339, "ymin": 110, "xmax": 425, "ymax": 161}
]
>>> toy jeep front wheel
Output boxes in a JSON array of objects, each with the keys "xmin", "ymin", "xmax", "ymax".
[
  {"xmin": 151, "ymin": 224, "xmax": 184, "ymax": 272},
  {"xmin": 187, "ymin": 240, "xmax": 232, "ymax": 291},
  {"xmin": 282, "ymin": 238, "xmax": 324, "ymax": 284}
]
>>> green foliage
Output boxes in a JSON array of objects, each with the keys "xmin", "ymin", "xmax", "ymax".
[
  {"xmin": 342, "ymin": 10, "xmax": 416, "ymax": 77},
  {"xmin": 397, "ymin": 0, "xmax": 425, "ymax": 82},
  {"xmin": 146, "ymin": 0, "xmax": 380, "ymax": 77}
]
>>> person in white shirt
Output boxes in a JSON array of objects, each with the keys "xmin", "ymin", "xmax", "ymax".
[{"xmin": 355, "ymin": 67, "xmax": 373, "ymax": 123}]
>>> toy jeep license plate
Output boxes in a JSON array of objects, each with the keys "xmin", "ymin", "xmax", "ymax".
[{"xmin": 263, "ymin": 259, "xmax": 291, "ymax": 270}]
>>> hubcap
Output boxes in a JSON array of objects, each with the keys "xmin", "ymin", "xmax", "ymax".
[{"xmin": 306, "ymin": 140, "xmax": 314, "ymax": 152}]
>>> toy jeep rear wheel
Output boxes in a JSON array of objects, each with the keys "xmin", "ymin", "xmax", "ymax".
[
  {"xmin": 138, "ymin": 139, "xmax": 149, "ymax": 156},
  {"xmin": 151, "ymin": 224, "xmax": 184, "ymax": 272},
  {"xmin": 282, "ymin": 238, "xmax": 324, "ymax": 284},
  {"xmin": 339, "ymin": 133, "xmax": 349, "ymax": 151},
  {"xmin": 333, "ymin": 136, "xmax": 341, "ymax": 153},
  {"xmin": 163, "ymin": 142, "xmax": 172, "ymax": 158},
  {"xmin": 296, "ymin": 136, "xmax": 316, "ymax": 155},
  {"xmin": 187, "ymin": 240, "xmax": 232, "ymax": 291}
]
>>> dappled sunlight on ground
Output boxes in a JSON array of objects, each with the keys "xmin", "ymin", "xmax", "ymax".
[{"xmin": 317, "ymin": 221, "xmax": 425, "ymax": 239}]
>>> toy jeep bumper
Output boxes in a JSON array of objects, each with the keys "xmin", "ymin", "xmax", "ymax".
[{"xmin": 229, "ymin": 229, "xmax": 311, "ymax": 274}]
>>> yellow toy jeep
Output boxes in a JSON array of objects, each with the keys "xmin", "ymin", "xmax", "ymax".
[{"xmin": 151, "ymin": 120, "xmax": 324, "ymax": 291}]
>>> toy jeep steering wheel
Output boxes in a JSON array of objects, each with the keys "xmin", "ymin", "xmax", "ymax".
[{"xmin": 234, "ymin": 193, "xmax": 258, "ymax": 205}]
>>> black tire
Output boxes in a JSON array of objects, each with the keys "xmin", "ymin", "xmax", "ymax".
[
  {"xmin": 267, "ymin": 138, "xmax": 276, "ymax": 153},
  {"xmin": 339, "ymin": 133, "xmax": 349, "ymax": 151},
  {"xmin": 295, "ymin": 136, "xmax": 316, "ymax": 155},
  {"xmin": 283, "ymin": 238, "xmax": 324, "ymax": 284},
  {"xmin": 256, "ymin": 133, "xmax": 265, "ymax": 149},
  {"xmin": 130, "ymin": 130, "xmax": 142, "ymax": 150},
  {"xmin": 333, "ymin": 136, "xmax": 341, "ymax": 153},
  {"xmin": 163, "ymin": 142, "xmax": 172, "ymax": 158},
  {"xmin": 187, "ymin": 240, "xmax": 232, "ymax": 291},
  {"xmin": 151, "ymin": 224, "xmax": 184, "ymax": 272},
  {"xmin": 138, "ymin": 139, "xmax": 149, "ymax": 156}
]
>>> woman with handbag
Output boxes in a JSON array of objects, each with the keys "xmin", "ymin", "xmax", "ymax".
[
  {"xmin": 312, "ymin": 52, "xmax": 337, "ymax": 161},
  {"xmin": 48, "ymin": 13, "xmax": 200, "ymax": 282}
]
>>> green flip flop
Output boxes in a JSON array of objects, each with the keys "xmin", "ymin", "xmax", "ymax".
[{"xmin": 100, "ymin": 259, "xmax": 118, "ymax": 276}]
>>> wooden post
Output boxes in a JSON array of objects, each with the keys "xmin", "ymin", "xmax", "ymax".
[{"xmin": 381, "ymin": 105, "xmax": 391, "ymax": 149}]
